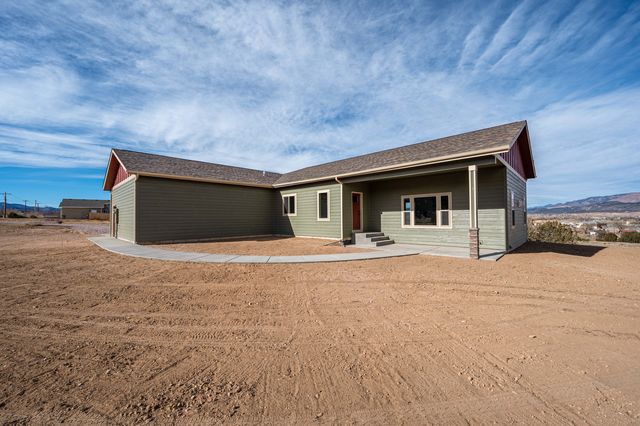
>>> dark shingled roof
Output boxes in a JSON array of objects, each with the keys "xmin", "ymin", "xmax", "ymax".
[
  {"xmin": 107, "ymin": 121, "xmax": 527, "ymax": 188},
  {"xmin": 275, "ymin": 121, "xmax": 526, "ymax": 185},
  {"xmin": 60, "ymin": 199, "xmax": 109, "ymax": 208},
  {"xmin": 113, "ymin": 149, "xmax": 282, "ymax": 186}
]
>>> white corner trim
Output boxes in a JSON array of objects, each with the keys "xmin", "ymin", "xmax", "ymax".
[{"xmin": 335, "ymin": 177, "xmax": 344, "ymax": 241}]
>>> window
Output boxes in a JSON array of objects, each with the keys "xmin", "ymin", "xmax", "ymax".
[
  {"xmin": 510, "ymin": 191, "xmax": 516, "ymax": 227},
  {"xmin": 414, "ymin": 196, "xmax": 437, "ymax": 226},
  {"xmin": 401, "ymin": 193, "xmax": 452, "ymax": 228},
  {"xmin": 317, "ymin": 190, "xmax": 329, "ymax": 221},
  {"xmin": 283, "ymin": 194, "xmax": 296, "ymax": 216},
  {"xmin": 440, "ymin": 195, "xmax": 450, "ymax": 226},
  {"xmin": 402, "ymin": 198, "xmax": 411, "ymax": 226}
]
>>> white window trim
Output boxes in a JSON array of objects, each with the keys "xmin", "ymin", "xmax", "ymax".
[
  {"xmin": 316, "ymin": 190, "xmax": 330, "ymax": 221},
  {"xmin": 400, "ymin": 192, "xmax": 453, "ymax": 229},
  {"xmin": 282, "ymin": 193, "xmax": 297, "ymax": 217}
]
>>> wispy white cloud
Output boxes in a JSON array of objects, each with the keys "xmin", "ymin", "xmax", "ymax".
[{"xmin": 0, "ymin": 0, "xmax": 638, "ymax": 204}]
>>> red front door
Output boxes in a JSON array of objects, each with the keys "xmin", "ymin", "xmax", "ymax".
[{"xmin": 352, "ymin": 193, "xmax": 361, "ymax": 231}]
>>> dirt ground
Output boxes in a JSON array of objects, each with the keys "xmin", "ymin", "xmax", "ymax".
[
  {"xmin": 1, "ymin": 222, "xmax": 639, "ymax": 425},
  {"xmin": 154, "ymin": 236, "xmax": 372, "ymax": 256}
]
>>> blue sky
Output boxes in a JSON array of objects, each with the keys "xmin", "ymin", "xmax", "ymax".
[{"xmin": 0, "ymin": 0, "xmax": 639, "ymax": 208}]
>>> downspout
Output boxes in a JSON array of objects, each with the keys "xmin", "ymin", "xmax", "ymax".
[{"xmin": 335, "ymin": 176, "xmax": 344, "ymax": 245}]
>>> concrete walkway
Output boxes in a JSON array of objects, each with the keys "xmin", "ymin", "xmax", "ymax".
[{"xmin": 88, "ymin": 236, "xmax": 503, "ymax": 264}]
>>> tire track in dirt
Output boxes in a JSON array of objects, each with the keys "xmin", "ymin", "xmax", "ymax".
[{"xmin": 431, "ymin": 321, "xmax": 593, "ymax": 425}]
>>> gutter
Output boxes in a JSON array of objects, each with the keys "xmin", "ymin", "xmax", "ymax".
[
  {"xmin": 335, "ymin": 176, "xmax": 344, "ymax": 244},
  {"xmin": 273, "ymin": 146, "xmax": 510, "ymax": 188}
]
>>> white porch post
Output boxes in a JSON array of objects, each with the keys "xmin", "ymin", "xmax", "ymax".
[{"xmin": 468, "ymin": 165, "xmax": 479, "ymax": 259}]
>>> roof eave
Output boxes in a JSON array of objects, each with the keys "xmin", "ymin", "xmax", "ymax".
[
  {"xmin": 522, "ymin": 123, "xmax": 537, "ymax": 179},
  {"xmin": 133, "ymin": 171, "xmax": 276, "ymax": 188},
  {"xmin": 273, "ymin": 146, "xmax": 510, "ymax": 188}
]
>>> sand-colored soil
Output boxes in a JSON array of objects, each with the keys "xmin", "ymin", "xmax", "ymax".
[
  {"xmin": 1, "ymin": 223, "xmax": 639, "ymax": 424},
  {"xmin": 154, "ymin": 236, "xmax": 372, "ymax": 255}
]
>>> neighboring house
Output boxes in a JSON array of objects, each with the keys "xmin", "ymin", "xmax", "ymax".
[
  {"xmin": 102, "ymin": 121, "xmax": 535, "ymax": 258},
  {"xmin": 59, "ymin": 199, "xmax": 110, "ymax": 219}
]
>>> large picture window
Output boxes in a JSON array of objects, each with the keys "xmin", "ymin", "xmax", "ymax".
[
  {"xmin": 401, "ymin": 193, "xmax": 452, "ymax": 228},
  {"xmin": 282, "ymin": 194, "xmax": 296, "ymax": 216},
  {"xmin": 317, "ymin": 190, "xmax": 329, "ymax": 221}
]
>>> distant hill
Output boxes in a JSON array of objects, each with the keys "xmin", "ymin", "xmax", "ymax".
[
  {"xmin": 1, "ymin": 203, "xmax": 59, "ymax": 214},
  {"xmin": 529, "ymin": 192, "xmax": 640, "ymax": 214}
]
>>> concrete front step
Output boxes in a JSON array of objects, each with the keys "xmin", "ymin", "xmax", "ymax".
[{"xmin": 353, "ymin": 231, "xmax": 395, "ymax": 247}]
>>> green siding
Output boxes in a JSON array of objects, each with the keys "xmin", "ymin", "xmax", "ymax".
[
  {"xmin": 111, "ymin": 178, "xmax": 136, "ymax": 242},
  {"xmin": 109, "ymin": 163, "xmax": 512, "ymax": 249},
  {"xmin": 365, "ymin": 167, "xmax": 507, "ymax": 250},
  {"xmin": 506, "ymin": 168, "xmax": 528, "ymax": 250},
  {"xmin": 135, "ymin": 176, "xmax": 276, "ymax": 243},
  {"xmin": 276, "ymin": 181, "xmax": 342, "ymax": 239},
  {"xmin": 341, "ymin": 182, "xmax": 371, "ymax": 239}
]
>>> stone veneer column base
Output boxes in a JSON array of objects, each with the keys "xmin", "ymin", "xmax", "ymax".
[{"xmin": 469, "ymin": 228, "xmax": 479, "ymax": 259}]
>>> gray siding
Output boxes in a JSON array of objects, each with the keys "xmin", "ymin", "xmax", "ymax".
[
  {"xmin": 365, "ymin": 167, "xmax": 507, "ymax": 250},
  {"xmin": 275, "ymin": 181, "xmax": 342, "ymax": 239},
  {"xmin": 61, "ymin": 208, "xmax": 93, "ymax": 219},
  {"xmin": 111, "ymin": 178, "xmax": 136, "ymax": 242},
  {"xmin": 135, "ymin": 176, "xmax": 276, "ymax": 243},
  {"xmin": 506, "ymin": 168, "xmax": 528, "ymax": 250}
]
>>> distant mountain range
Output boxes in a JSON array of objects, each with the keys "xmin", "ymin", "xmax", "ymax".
[
  {"xmin": 529, "ymin": 192, "xmax": 640, "ymax": 214},
  {"xmin": 1, "ymin": 203, "xmax": 59, "ymax": 214}
]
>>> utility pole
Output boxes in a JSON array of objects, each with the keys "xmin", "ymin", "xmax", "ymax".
[
  {"xmin": 23, "ymin": 200, "xmax": 29, "ymax": 216},
  {"xmin": 34, "ymin": 200, "xmax": 39, "ymax": 214},
  {"xmin": 3, "ymin": 192, "xmax": 6, "ymax": 218}
]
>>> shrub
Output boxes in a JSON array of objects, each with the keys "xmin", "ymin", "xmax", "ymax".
[
  {"xmin": 7, "ymin": 212, "xmax": 25, "ymax": 218},
  {"xmin": 596, "ymin": 232, "xmax": 618, "ymax": 242},
  {"xmin": 528, "ymin": 220, "xmax": 576, "ymax": 243},
  {"xmin": 619, "ymin": 231, "xmax": 640, "ymax": 244},
  {"xmin": 29, "ymin": 215, "xmax": 37, "ymax": 219}
]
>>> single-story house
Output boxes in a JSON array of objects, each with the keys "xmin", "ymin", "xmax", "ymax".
[
  {"xmin": 102, "ymin": 121, "xmax": 535, "ymax": 258},
  {"xmin": 59, "ymin": 199, "xmax": 110, "ymax": 219}
]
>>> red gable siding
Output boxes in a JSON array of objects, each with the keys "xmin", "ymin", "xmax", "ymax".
[
  {"xmin": 500, "ymin": 138, "xmax": 527, "ymax": 180},
  {"xmin": 104, "ymin": 153, "xmax": 131, "ymax": 190},
  {"xmin": 113, "ymin": 161, "xmax": 129, "ymax": 187}
]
